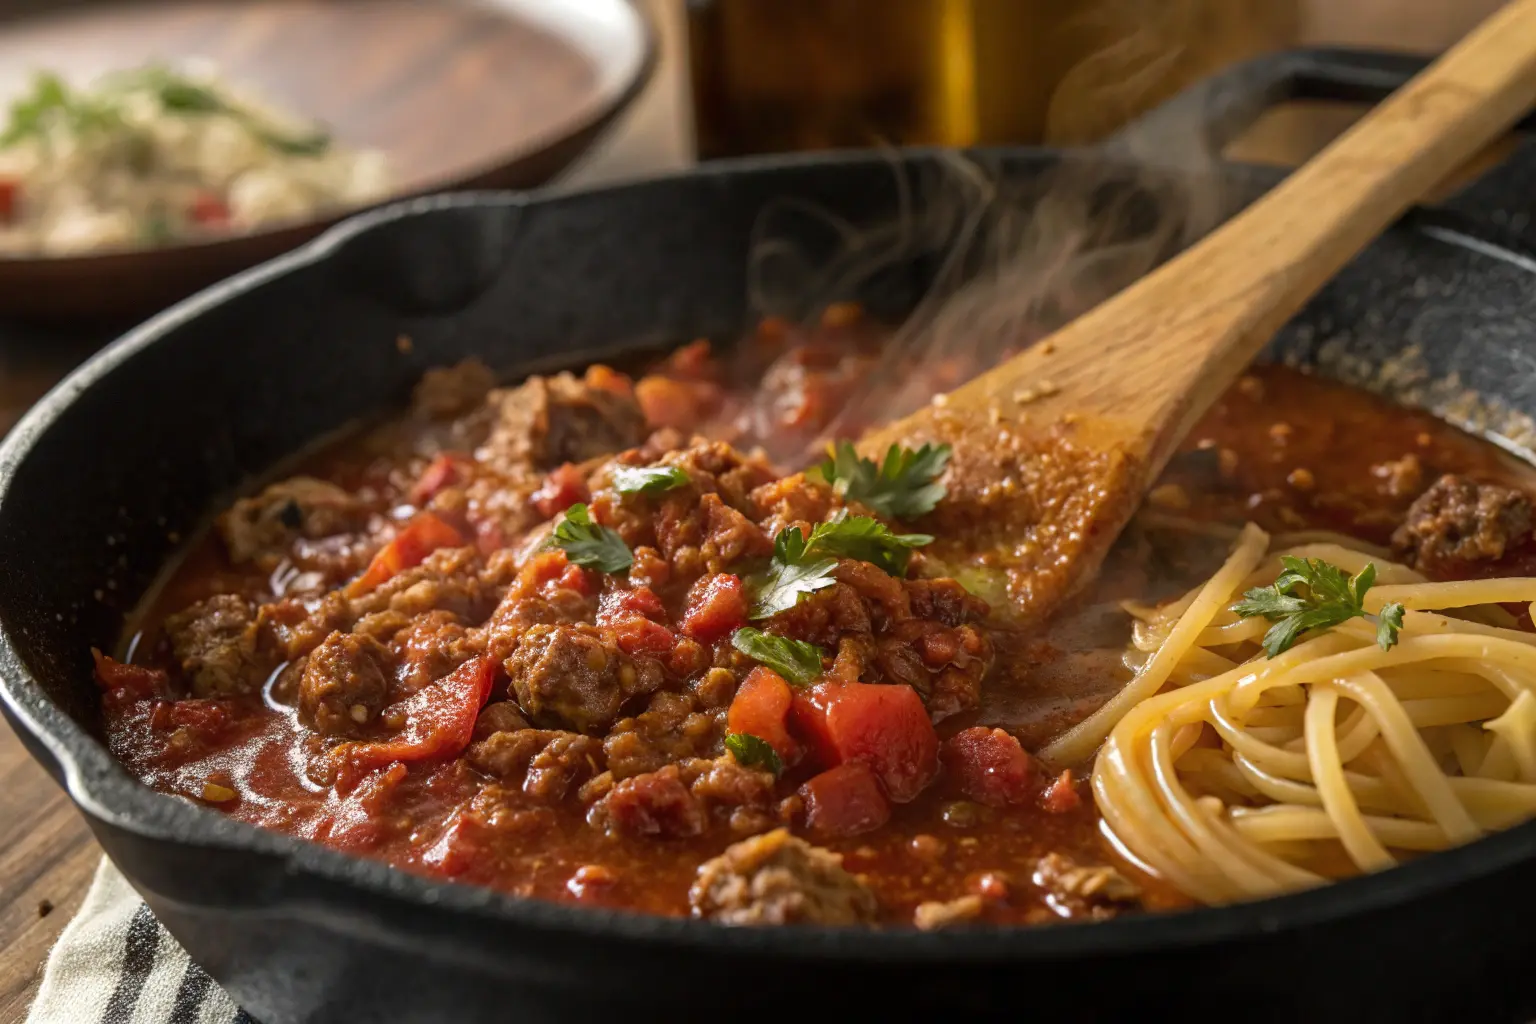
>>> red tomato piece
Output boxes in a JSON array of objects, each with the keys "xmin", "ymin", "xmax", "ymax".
[
  {"xmin": 555, "ymin": 563, "xmax": 598, "ymax": 598},
  {"xmin": 148, "ymin": 699, "xmax": 234, "ymax": 739},
  {"xmin": 333, "ymin": 656, "xmax": 496, "ymax": 793},
  {"xmin": 597, "ymin": 586, "xmax": 667, "ymax": 624},
  {"xmin": 474, "ymin": 518, "xmax": 507, "ymax": 556},
  {"xmin": 531, "ymin": 463, "xmax": 589, "ymax": 519},
  {"xmin": 800, "ymin": 762, "xmax": 890, "ymax": 838},
  {"xmin": 90, "ymin": 649, "xmax": 170, "ymax": 708},
  {"xmin": 790, "ymin": 680, "xmax": 939, "ymax": 803},
  {"xmin": 189, "ymin": 191, "xmax": 230, "ymax": 225},
  {"xmin": 1041, "ymin": 769, "xmax": 1083, "ymax": 814},
  {"xmin": 410, "ymin": 453, "xmax": 468, "ymax": 505},
  {"xmin": 0, "ymin": 179, "xmax": 18, "ymax": 224},
  {"xmin": 347, "ymin": 511, "xmax": 464, "ymax": 596},
  {"xmin": 726, "ymin": 666, "xmax": 799, "ymax": 764},
  {"xmin": 583, "ymin": 365, "xmax": 633, "ymax": 397},
  {"xmin": 678, "ymin": 574, "xmax": 747, "ymax": 644},
  {"xmin": 660, "ymin": 339, "xmax": 714, "ymax": 379},
  {"xmin": 596, "ymin": 585, "xmax": 673, "ymax": 655},
  {"xmin": 611, "ymin": 616, "xmax": 675, "ymax": 656},
  {"xmin": 635, "ymin": 375, "xmax": 723, "ymax": 432},
  {"xmin": 942, "ymin": 727, "xmax": 1035, "ymax": 807}
]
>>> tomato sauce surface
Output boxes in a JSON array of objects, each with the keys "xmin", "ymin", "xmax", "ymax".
[{"xmin": 100, "ymin": 310, "xmax": 1536, "ymax": 928}]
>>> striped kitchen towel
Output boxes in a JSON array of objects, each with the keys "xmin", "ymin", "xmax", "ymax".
[{"xmin": 27, "ymin": 858, "xmax": 252, "ymax": 1024}]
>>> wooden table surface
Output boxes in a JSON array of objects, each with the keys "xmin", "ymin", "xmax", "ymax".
[{"xmin": 0, "ymin": 1, "xmax": 1513, "ymax": 1020}]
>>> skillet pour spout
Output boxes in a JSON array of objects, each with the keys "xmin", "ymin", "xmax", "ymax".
[{"xmin": 7, "ymin": 136, "xmax": 1536, "ymax": 1023}]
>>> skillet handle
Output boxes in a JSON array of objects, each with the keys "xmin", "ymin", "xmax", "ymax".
[{"xmin": 1101, "ymin": 47, "xmax": 1493, "ymax": 156}]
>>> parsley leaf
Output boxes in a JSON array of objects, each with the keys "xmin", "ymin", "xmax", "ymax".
[
  {"xmin": 747, "ymin": 526, "xmax": 838, "ymax": 619},
  {"xmin": 731, "ymin": 627, "xmax": 824, "ymax": 685},
  {"xmin": 724, "ymin": 732, "xmax": 783, "ymax": 777},
  {"xmin": 1377, "ymin": 601, "xmax": 1405, "ymax": 651},
  {"xmin": 1, "ymin": 72, "xmax": 122, "ymax": 148},
  {"xmin": 746, "ymin": 512, "xmax": 933, "ymax": 619},
  {"xmin": 612, "ymin": 464, "xmax": 691, "ymax": 496},
  {"xmin": 551, "ymin": 503, "xmax": 632, "ymax": 573},
  {"xmin": 115, "ymin": 66, "xmax": 332, "ymax": 156},
  {"xmin": 805, "ymin": 512, "xmax": 933, "ymax": 576},
  {"xmin": 1231, "ymin": 555, "xmax": 1405, "ymax": 657},
  {"xmin": 813, "ymin": 441, "xmax": 951, "ymax": 520}
]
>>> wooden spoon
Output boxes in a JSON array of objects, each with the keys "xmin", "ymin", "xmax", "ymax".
[{"xmin": 859, "ymin": 0, "xmax": 1536, "ymax": 630}]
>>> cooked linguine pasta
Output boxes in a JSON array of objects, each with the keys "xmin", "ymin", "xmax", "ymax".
[{"xmin": 1074, "ymin": 522, "xmax": 1536, "ymax": 904}]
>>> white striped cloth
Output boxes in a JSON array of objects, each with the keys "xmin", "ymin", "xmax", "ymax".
[{"xmin": 28, "ymin": 859, "xmax": 250, "ymax": 1024}]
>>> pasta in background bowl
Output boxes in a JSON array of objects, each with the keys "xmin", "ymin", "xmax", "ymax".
[{"xmin": 0, "ymin": 63, "xmax": 391, "ymax": 256}]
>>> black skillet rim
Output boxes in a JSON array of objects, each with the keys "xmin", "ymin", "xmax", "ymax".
[{"xmin": 4, "ymin": 147, "xmax": 1536, "ymax": 962}]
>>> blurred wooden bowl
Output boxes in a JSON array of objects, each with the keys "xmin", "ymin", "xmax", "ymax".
[{"xmin": 0, "ymin": 0, "xmax": 655, "ymax": 323}]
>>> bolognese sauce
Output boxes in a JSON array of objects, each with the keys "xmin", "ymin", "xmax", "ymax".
[{"xmin": 95, "ymin": 306, "xmax": 1536, "ymax": 927}]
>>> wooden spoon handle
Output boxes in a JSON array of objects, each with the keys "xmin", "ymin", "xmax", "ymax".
[
  {"xmin": 867, "ymin": 0, "xmax": 1536, "ymax": 469},
  {"xmin": 1125, "ymin": 0, "xmax": 1536, "ymax": 426}
]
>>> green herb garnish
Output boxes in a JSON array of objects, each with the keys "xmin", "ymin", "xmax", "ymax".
[
  {"xmin": 612, "ymin": 464, "xmax": 691, "ymax": 496},
  {"xmin": 731, "ymin": 627, "xmax": 824, "ymax": 685},
  {"xmin": 1231, "ymin": 556, "xmax": 1404, "ymax": 657},
  {"xmin": 724, "ymin": 732, "xmax": 783, "ymax": 777},
  {"xmin": 747, "ymin": 525, "xmax": 838, "ymax": 619},
  {"xmin": 802, "ymin": 511, "xmax": 932, "ymax": 576},
  {"xmin": 812, "ymin": 441, "xmax": 951, "ymax": 520},
  {"xmin": 0, "ymin": 72, "xmax": 123, "ymax": 148},
  {"xmin": 140, "ymin": 68, "xmax": 331, "ymax": 155},
  {"xmin": 746, "ymin": 512, "xmax": 932, "ymax": 619},
  {"xmin": 551, "ymin": 503, "xmax": 632, "ymax": 573}
]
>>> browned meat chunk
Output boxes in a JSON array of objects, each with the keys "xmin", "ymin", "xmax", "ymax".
[
  {"xmin": 268, "ymin": 546, "xmax": 494, "ymax": 663},
  {"xmin": 466, "ymin": 715, "xmax": 603, "ymax": 801},
  {"xmin": 299, "ymin": 631, "xmax": 392, "ymax": 738},
  {"xmin": 162, "ymin": 594, "xmax": 265, "ymax": 698},
  {"xmin": 218, "ymin": 476, "xmax": 369, "ymax": 566},
  {"xmin": 603, "ymin": 691, "xmax": 721, "ymax": 779},
  {"xmin": 912, "ymin": 894, "xmax": 985, "ymax": 930},
  {"xmin": 482, "ymin": 372, "xmax": 647, "ymax": 472},
  {"xmin": 1371, "ymin": 452, "xmax": 1424, "ymax": 500},
  {"xmin": 504, "ymin": 624, "xmax": 663, "ymax": 733},
  {"xmin": 689, "ymin": 828, "xmax": 879, "ymax": 926},
  {"xmin": 587, "ymin": 764, "xmax": 705, "ymax": 838},
  {"xmin": 1392, "ymin": 474, "xmax": 1533, "ymax": 571},
  {"xmin": 765, "ymin": 563, "xmax": 992, "ymax": 719},
  {"xmin": 412, "ymin": 358, "xmax": 496, "ymax": 419},
  {"xmin": 1033, "ymin": 852, "xmax": 1141, "ymax": 919},
  {"xmin": 686, "ymin": 755, "xmax": 779, "ymax": 834}
]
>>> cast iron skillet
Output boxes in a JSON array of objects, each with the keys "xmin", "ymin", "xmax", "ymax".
[{"xmin": 7, "ymin": 49, "xmax": 1536, "ymax": 1024}]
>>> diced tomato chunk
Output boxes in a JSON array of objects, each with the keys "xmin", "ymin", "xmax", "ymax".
[
  {"xmin": 91, "ymin": 649, "xmax": 170, "ymax": 708},
  {"xmin": 410, "ymin": 453, "xmax": 468, "ymax": 504},
  {"xmin": 555, "ymin": 563, "xmax": 598, "ymax": 598},
  {"xmin": 474, "ymin": 518, "xmax": 507, "ymax": 555},
  {"xmin": 531, "ymin": 463, "xmax": 590, "ymax": 519},
  {"xmin": 679, "ymin": 574, "xmax": 747, "ymax": 644},
  {"xmin": 189, "ymin": 191, "xmax": 230, "ymax": 224},
  {"xmin": 1041, "ymin": 769, "xmax": 1083, "ymax": 814},
  {"xmin": 347, "ymin": 511, "xmax": 464, "ymax": 596},
  {"xmin": 800, "ymin": 762, "xmax": 890, "ymax": 838},
  {"xmin": 660, "ymin": 339, "xmax": 715, "ymax": 379},
  {"xmin": 148, "ymin": 699, "xmax": 234, "ymax": 739},
  {"xmin": 333, "ymin": 656, "xmax": 496, "ymax": 793},
  {"xmin": 942, "ymin": 727, "xmax": 1035, "ymax": 807},
  {"xmin": 0, "ymin": 179, "xmax": 17, "ymax": 224},
  {"xmin": 596, "ymin": 585, "xmax": 673, "ymax": 655},
  {"xmin": 635, "ymin": 375, "xmax": 722, "ymax": 432},
  {"xmin": 790, "ymin": 680, "xmax": 939, "ymax": 803},
  {"xmin": 598, "ymin": 586, "xmax": 667, "ymax": 624},
  {"xmin": 583, "ymin": 364, "xmax": 633, "ymax": 397},
  {"xmin": 727, "ymin": 666, "xmax": 799, "ymax": 764}
]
